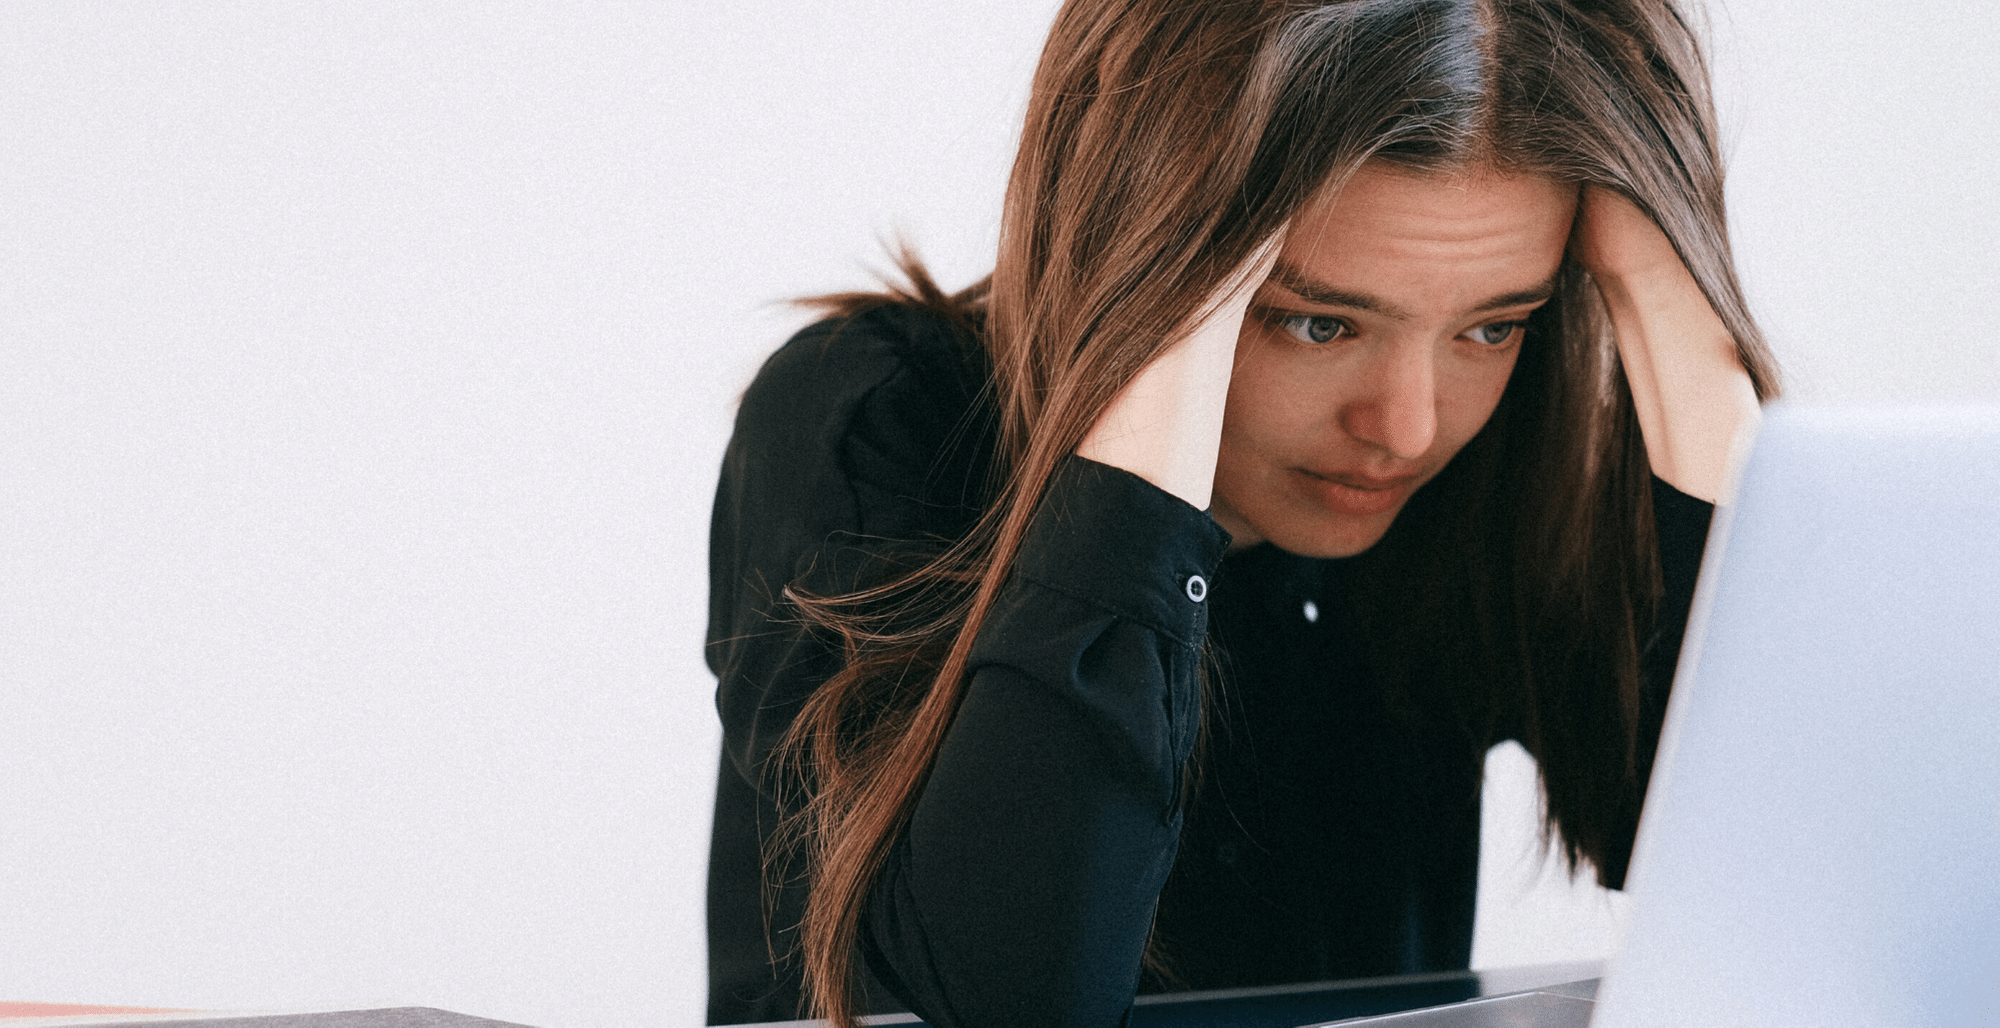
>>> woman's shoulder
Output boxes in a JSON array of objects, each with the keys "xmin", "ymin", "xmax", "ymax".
[
  {"xmin": 742, "ymin": 301, "xmax": 988, "ymax": 436},
  {"xmin": 727, "ymin": 300, "xmax": 999, "ymax": 541}
]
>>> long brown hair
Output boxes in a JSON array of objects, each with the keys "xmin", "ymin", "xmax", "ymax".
[{"xmin": 773, "ymin": 0, "xmax": 1781, "ymax": 1022}]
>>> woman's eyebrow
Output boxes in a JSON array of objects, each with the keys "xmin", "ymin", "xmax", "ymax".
[
  {"xmin": 1267, "ymin": 259, "xmax": 1404, "ymax": 316},
  {"xmin": 1267, "ymin": 258, "xmax": 1559, "ymax": 319},
  {"xmin": 1471, "ymin": 280, "xmax": 1560, "ymax": 313}
]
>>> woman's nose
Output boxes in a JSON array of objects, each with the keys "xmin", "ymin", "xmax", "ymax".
[{"xmin": 1339, "ymin": 341, "xmax": 1437, "ymax": 460}]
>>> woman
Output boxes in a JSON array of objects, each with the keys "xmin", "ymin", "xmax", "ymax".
[{"xmin": 706, "ymin": 0, "xmax": 1779, "ymax": 1025}]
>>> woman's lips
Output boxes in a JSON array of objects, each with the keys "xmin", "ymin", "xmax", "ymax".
[{"xmin": 1295, "ymin": 468, "xmax": 1417, "ymax": 517}]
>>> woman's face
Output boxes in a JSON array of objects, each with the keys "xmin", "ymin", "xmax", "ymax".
[{"xmin": 1211, "ymin": 163, "xmax": 1578, "ymax": 558}]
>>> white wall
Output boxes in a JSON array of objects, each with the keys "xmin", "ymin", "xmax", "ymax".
[{"xmin": 4, "ymin": 2, "xmax": 1995, "ymax": 1026}]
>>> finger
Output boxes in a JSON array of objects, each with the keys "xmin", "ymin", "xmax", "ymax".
[{"xmin": 1574, "ymin": 188, "xmax": 1676, "ymax": 283}]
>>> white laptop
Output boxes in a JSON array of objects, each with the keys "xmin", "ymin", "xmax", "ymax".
[{"xmin": 1312, "ymin": 404, "xmax": 2000, "ymax": 1028}]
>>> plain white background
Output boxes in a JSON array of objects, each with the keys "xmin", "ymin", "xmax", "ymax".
[{"xmin": 4, "ymin": 2, "xmax": 1996, "ymax": 1025}]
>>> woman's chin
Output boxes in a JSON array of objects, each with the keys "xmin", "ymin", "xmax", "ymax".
[{"xmin": 1249, "ymin": 507, "xmax": 1402, "ymax": 559}]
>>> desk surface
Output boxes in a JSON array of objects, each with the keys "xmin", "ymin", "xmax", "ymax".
[
  {"xmin": 0, "ymin": 1009, "xmax": 526, "ymax": 1028},
  {"xmin": 732, "ymin": 960, "xmax": 1606, "ymax": 1028},
  {"xmin": 2, "ymin": 962, "xmax": 1605, "ymax": 1028}
]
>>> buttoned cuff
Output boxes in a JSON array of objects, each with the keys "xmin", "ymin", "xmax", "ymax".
[{"xmin": 1010, "ymin": 456, "xmax": 1232, "ymax": 646}]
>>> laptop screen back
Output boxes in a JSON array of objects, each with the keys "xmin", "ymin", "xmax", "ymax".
[{"xmin": 1592, "ymin": 405, "xmax": 2000, "ymax": 1028}]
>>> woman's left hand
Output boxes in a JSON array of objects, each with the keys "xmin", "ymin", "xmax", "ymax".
[{"xmin": 1572, "ymin": 186, "xmax": 1762, "ymax": 503}]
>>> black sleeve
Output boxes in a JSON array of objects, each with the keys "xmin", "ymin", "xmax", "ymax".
[
  {"xmin": 707, "ymin": 308, "xmax": 996, "ymax": 798},
  {"xmin": 1644, "ymin": 474, "xmax": 1715, "ymax": 684},
  {"xmin": 707, "ymin": 307, "xmax": 1228, "ymax": 1027},
  {"xmin": 707, "ymin": 308, "xmax": 1001, "ymax": 1023},
  {"xmin": 862, "ymin": 457, "xmax": 1227, "ymax": 1028}
]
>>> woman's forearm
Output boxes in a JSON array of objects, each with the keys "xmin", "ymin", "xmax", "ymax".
[
  {"xmin": 864, "ymin": 457, "xmax": 1227, "ymax": 1027},
  {"xmin": 1076, "ymin": 236, "xmax": 1282, "ymax": 510},
  {"xmin": 1576, "ymin": 188, "xmax": 1761, "ymax": 504}
]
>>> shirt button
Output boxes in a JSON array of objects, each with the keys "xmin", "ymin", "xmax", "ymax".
[
  {"xmin": 1302, "ymin": 599, "xmax": 1319, "ymax": 623},
  {"xmin": 1184, "ymin": 575, "xmax": 1208, "ymax": 603}
]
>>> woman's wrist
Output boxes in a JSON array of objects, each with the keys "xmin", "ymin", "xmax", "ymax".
[
  {"xmin": 1076, "ymin": 236, "xmax": 1282, "ymax": 511},
  {"xmin": 1595, "ymin": 287, "xmax": 1760, "ymax": 502},
  {"xmin": 1076, "ymin": 319, "xmax": 1235, "ymax": 510},
  {"xmin": 1576, "ymin": 189, "xmax": 1760, "ymax": 503}
]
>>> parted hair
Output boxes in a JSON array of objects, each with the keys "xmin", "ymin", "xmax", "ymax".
[{"xmin": 771, "ymin": 0, "xmax": 1781, "ymax": 1023}]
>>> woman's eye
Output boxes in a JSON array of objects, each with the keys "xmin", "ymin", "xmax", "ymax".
[
  {"xmin": 1468, "ymin": 321, "xmax": 1525, "ymax": 346},
  {"xmin": 1276, "ymin": 314, "xmax": 1350, "ymax": 344}
]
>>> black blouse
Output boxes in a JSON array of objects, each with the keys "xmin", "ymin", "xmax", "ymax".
[{"xmin": 704, "ymin": 303, "xmax": 1712, "ymax": 1027}]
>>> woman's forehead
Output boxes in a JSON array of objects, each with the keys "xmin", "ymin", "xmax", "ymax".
[
  {"xmin": 1274, "ymin": 164, "xmax": 1576, "ymax": 313},
  {"xmin": 1297, "ymin": 160, "xmax": 1575, "ymax": 222}
]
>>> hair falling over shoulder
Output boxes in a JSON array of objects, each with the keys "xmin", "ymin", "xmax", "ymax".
[{"xmin": 773, "ymin": 1, "xmax": 1781, "ymax": 1023}]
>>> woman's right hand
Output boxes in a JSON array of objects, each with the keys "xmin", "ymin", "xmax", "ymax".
[{"xmin": 1075, "ymin": 234, "xmax": 1284, "ymax": 511}]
